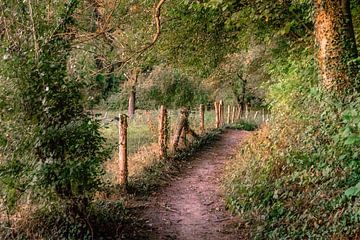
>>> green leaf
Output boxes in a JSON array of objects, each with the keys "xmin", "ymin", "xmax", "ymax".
[{"xmin": 345, "ymin": 182, "xmax": 360, "ymax": 198}]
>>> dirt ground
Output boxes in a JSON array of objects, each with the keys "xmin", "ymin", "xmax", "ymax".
[{"xmin": 127, "ymin": 130, "xmax": 249, "ymax": 240}]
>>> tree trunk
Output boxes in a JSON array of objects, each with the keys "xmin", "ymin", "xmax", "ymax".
[
  {"xmin": 128, "ymin": 68, "xmax": 139, "ymax": 118},
  {"xmin": 238, "ymin": 78, "xmax": 247, "ymax": 115},
  {"xmin": 315, "ymin": 0, "xmax": 358, "ymax": 94},
  {"xmin": 128, "ymin": 87, "xmax": 136, "ymax": 118}
]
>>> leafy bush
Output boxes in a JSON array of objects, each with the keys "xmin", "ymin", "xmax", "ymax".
[{"xmin": 0, "ymin": 0, "xmax": 109, "ymax": 221}]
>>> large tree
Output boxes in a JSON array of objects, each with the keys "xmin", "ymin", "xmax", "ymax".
[{"xmin": 314, "ymin": 0, "xmax": 359, "ymax": 95}]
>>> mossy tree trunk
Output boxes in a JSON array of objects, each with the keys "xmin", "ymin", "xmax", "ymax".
[{"xmin": 314, "ymin": 0, "xmax": 358, "ymax": 95}]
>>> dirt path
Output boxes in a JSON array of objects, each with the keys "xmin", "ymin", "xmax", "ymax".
[{"xmin": 133, "ymin": 130, "xmax": 249, "ymax": 240}]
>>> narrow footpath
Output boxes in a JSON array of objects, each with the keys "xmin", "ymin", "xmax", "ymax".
[{"xmin": 131, "ymin": 130, "xmax": 249, "ymax": 240}]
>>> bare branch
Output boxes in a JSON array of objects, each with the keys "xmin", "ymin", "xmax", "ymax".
[{"xmin": 99, "ymin": 0, "xmax": 167, "ymax": 73}]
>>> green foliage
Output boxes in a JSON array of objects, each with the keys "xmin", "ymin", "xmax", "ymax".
[
  {"xmin": 150, "ymin": 0, "xmax": 232, "ymax": 78},
  {"xmin": 0, "ymin": 0, "xmax": 109, "ymax": 217},
  {"xmin": 230, "ymin": 120, "xmax": 258, "ymax": 131},
  {"xmin": 0, "ymin": 200, "xmax": 127, "ymax": 239},
  {"xmin": 140, "ymin": 69, "xmax": 209, "ymax": 109},
  {"xmin": 224, "ymin": 33, "xmax": 360, "ymax": 238},
  {"xmin": 103, "ymin": 67, "xmax": 209, "ymax": 110}
]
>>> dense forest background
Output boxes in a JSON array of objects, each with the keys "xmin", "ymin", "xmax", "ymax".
[{"xmin": 1, "ymin": 0, "xmax": 360, "ymax": 239}]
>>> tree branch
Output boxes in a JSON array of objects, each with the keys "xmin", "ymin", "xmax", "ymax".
[{"xmin": 95, "ymin": 0, "xmax": 167, "ymax": 74}]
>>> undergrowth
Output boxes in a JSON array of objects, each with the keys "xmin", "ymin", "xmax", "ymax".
[
  {"xmin": 0, "ymin": 200, "xmax": 127, "ymax": 240},
  {"xmin": 224, "ymin": 45, "xmax": 360, "ymax": 239},
  {"xmin": 0, "ymin": 125, "xmax": 226, "ymax": 239},
  {"xmin": 229, "ymin": 120, "xmax": 258, "ymax": 131}
]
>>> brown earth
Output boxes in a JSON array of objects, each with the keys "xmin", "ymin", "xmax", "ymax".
[{"xmin": 128, "ymin": 130, "xmax": 249, "ymax": 240}]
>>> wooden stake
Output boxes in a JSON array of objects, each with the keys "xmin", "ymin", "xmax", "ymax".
[
  {"xmin": 219, "ymin": 100, "xmax": 224, "ymax": 126},
  {"xmin": 262, "ymin": 109, "xmax": 265, "ymax": 122},
  {"xmin": 245, "ymin": 105, "xmax": 249, "ymax": 119},
  {"xmin": 172, "ymin": 108, "xmax": 188, "ymax": 152},
  {"xmin": 227, "ymin": 105, "xmax": 231, "ymax": 124},
  {"xmin": 200, "ymin": 104, "xmax": 205, "ymax": 133},
  {"xmin": 236, "ymin": 105, "xmax": 241, "ymax": 120},
  {"xmin": 214, "ymin": 102, "xmax": 220, "ymax": 128},
  {"xmin": 231, "ymin": 106, "xmax": 236, "ymax": 124},
  {"xmin": 158, "ymin": 105, "xmax": 168, "ymax": 159},
  {"xmin": 119, "ymin": 114, "xmax": 128, "ymax": 187}
]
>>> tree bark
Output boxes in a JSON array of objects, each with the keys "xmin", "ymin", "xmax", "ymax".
[{"xmin": 315, "ymin": 0, "xmax": 359, "ymax": 94}]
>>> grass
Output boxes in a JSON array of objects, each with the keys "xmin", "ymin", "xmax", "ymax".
[
  {"xmin": 127, "ymin": 128, "xmax": 223, "ymax": 195},
  {"xmin": 98, "ymin": 109, "xmax": 216, "ymax": 154},
  {"xmin": 97, "ymin": 109, "xmax": 218, "ymax": 184},
  {"xmin": 97, "ymin": 108, "xmax": 266, "ymax": 184}
]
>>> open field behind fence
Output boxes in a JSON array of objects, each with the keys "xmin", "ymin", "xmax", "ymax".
[{"xmin": 94, "ymin": 104, "xmax": 269, "ymax": 187}]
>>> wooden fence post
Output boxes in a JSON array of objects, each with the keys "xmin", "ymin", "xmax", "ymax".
[
  {"xmin": 236, "ymin": 105, "xmax": 241, "ymax": 120},
  {"xmin": 158, "ymin": 105, "xmax": 168, "ymax": 159},
  {"xmin": 245, "ymin": 105, "xmax": 249, "ymax": 119},
  {"xmin": 231, "ymin": 106, "xmax": 236, "ymax": 124},
  {"xmin": 172, "ymin": 107, "xmax": 188, "ymax": 152},
  {"xmin": 200, "ymin": 104, "xmax": 205, "ymax": 133},
  {"xmin": 214, "ymin": 101, "xmax": 220, "ymax": 128},
  {"xmin": 119, "ymin": 114, "xmax": 128, "ymax": 188},
  {"xmin": 262, "ymin": 109, "xmax": 265, "ymax": 122},
  {"xmin": 219, "ymin": 100, "xmax": 224, "ymax": 126},
  {"xmin": 254, "ymin": 111, "xmax": 258, "ymax": 121},
  {"xmin": 227, "ymin": 105, "xmax": 231, "ymax": 124}
]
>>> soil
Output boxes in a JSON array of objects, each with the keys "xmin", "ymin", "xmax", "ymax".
[{"xmin": 127, "ymin": 130, "xmax": 250, "ymax": 240}]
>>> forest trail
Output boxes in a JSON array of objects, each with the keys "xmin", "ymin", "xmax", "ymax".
[{"xmin": 132, "ymin": 130, "xmax": 250, "ymax": 240}]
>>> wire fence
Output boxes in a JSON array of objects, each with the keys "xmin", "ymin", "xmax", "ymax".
[{"xmin": 94, "ymin": 103, "xmax": 269, "ymax": 187}]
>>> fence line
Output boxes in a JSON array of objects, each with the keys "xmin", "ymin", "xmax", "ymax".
[{"xmin": 96, "ymin": 102, "xmax": 269, "ymax": 189}]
